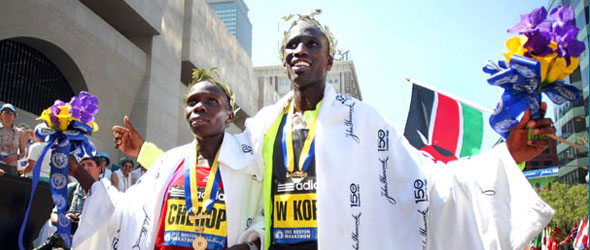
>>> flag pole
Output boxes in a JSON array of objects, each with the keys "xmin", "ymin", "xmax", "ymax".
[
  {"xmin": 405, "ymin": 77, "xmax": 584, "ymax": 150},
  {"xmin": 405, "ymin": 77, "xmax": 495, "ymax": 114},
  {"xmin": 546, "ymin": 135, "xmax": 584, "ymax": 150}
]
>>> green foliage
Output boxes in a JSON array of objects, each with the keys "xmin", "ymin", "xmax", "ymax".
[{"xmin": 539, "ymin": 182, "xmax": 589, "ymax": 242}]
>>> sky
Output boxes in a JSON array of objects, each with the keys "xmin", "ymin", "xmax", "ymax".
[{"xmin": 246, "ymin": 0, "xmax": 555, "ymax": 150}]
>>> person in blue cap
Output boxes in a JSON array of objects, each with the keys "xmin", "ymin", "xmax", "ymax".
[
  {"xmin": 97, "ymin": 152, "xmax": 112, "ymax": 180},
  {"xmin": 0, "ymin": 103, "xmax": 26, "ymax": 175}
]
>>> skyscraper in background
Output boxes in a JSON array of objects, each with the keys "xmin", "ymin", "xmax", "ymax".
[
  {"xmin": 547, "ymin": 0, "xmax": 589, "ymax": 184},
  {"xmin": 207, "ymin": 0, "xmax": 252, "ymax": 57}
]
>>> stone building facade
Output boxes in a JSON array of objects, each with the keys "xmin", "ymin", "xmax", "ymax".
[{"xmin": 0, "ymin": 0, "xmax": 278, "ymax": 161}]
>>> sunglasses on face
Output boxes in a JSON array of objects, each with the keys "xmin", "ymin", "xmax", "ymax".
[{"xmin": 1, "ymin": 110, "xmax": 15, "ymax": 114}]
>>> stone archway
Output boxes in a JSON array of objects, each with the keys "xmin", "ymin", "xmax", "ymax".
[{"xmin": 0, "ymin": 37, "xmax": 87, "ymax": 115}]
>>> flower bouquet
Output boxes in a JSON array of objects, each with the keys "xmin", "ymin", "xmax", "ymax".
[
  {"xmin": 483, "ymin": 5, "xmax": 585, "ymax": 139},
  {"xmin": 38, "ymin": 91, "xmax": 99, "ymax": 132},
  {"xmin": 19, "ymin": 91, "xmax": 99, "ymax": 249}
]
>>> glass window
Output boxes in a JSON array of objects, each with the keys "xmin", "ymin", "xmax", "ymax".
[
  {"xmin": 558, "ymin": 152, "xmax": 565, "ymax": 165},
  {"xmin": 585, "ymin": 6, "xmax": 589, "ymax": 25},
  {"xmin": 585, "ymin": 96, "xmax": 588, "ymax": 115},
  {"xmin": 574, "ymin": 116, "xmax": 586, "ymax": 132},
  {"xmin": 574, "ymin": 94, "xmax": 585, "ymax": 107},
  {"xmin": 577, "ymin": 148, "xmax": 588, "ymax": 158},
  {"xmin": 582, "ymin": 65, "xmax": 589, "ymax": 87},
  {"xmin": 576, "ymin": 7, "xmax": 587, "ymax": 29},
  {"xmin": 570, "ymin": 68, "xmax": 581, "ymax": 83}
]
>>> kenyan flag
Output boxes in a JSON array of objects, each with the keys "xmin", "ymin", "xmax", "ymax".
[{"xmin": 404, "ymin": 84, "xmax": 483, "ymax": 163}]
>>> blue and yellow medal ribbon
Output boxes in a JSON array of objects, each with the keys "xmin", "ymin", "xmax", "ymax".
[
  {"xmin": 281, "ymin": 100, "xmax": 321, "ymax": 175},
  {"xmin": 184, "ymin": 144, "xmax": 222, "ymax": 215}
]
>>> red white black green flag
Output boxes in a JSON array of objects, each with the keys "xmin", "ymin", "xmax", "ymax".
[{"xmin": 403, "ymin": 83, "xmax": 483, "ymax": 163}]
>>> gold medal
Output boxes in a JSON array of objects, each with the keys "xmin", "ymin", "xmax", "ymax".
[
  {"xmin": 191, "ymin": 214, "xmax": 210, "ymax": 250},
  {"xmin": 286, "ymin": 170, "xmax": 308, "ymax": 178},
  {"xmin": 192, "ymin": 236, "xmax": 207, "ymax": 250}
]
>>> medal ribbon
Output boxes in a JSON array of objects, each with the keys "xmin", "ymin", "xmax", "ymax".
[
  {"xmin": 184, "ymin": 143, "xmax": 222, "ymax": 215},
  {"xmin": 281, "ymin": 100, "xmax": 322, "ymax": 175}
]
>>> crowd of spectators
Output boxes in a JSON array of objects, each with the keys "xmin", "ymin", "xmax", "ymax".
[{"xmin": 0, "ymin": 102, "xmax": 146, "ymax": 248}]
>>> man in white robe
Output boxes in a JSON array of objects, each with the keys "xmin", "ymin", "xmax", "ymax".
[{"xmin": 241, "ymin": 12, "xmax": 555, "ymax": 250}]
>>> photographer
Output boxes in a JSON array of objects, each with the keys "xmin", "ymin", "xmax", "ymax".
[{"xmin": 37, "ymin": 155, "xmax": 103, "ymax": 250}]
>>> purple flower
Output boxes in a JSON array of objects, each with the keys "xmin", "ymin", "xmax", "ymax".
[
  {"xmin": 549, "ymin": 5, "xmax": 575, "ymax": 30},
  {"xmin": 69, "ymin": 91, "xmax": 99, "ymax": 123},
  {"xmin": 69, "ymin": 97, "xmax": 81, "ymax": 118},
  {"xmin": 50, "ymin": 100, "xmax": 65, "ymax": 114},
  {"xmin": 547, "ymin": 5, "xmax": 585, "ymax": 64},
  {"xmin": 554, "ymin": 26, "xmax": 586, "ymax": 64},
  {"xmin": 79, "ymin": 92, "xmax": 99, "ymax": 115},
  {"xmin": 550, "ymin": 5, "xmax": 578, "ymax": 44},
  {"xmin": 524, "ymin": 30, "xmax": 553, "ymax": 57},
  {"xmin": 50, "ymin": 100, "xmax": 66, "ymax": 126},
  {"xmin": 508, "ymin": 6, "xmax": 552, "ymax": 34}
]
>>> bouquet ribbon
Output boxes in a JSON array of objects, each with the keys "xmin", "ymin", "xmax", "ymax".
[
  {"xmin": 483, "ymin": 55, "xmax": 581, "ymax": 138},
  {"xmin": 18, "ymin": 121, "xmax": 96, "ymax": 250}
]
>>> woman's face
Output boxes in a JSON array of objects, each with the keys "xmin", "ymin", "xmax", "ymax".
[
  {"xmin": 184, "ymin": 81, "xmax": 233, "ymax": 138},
  {"xmin": 0, "ymin": 110, "xmax": 15, "ymax": 127},
  {"xmin": 100, "ymin": 157, "xmax": 108, "ymax": 167},
  {"xmin": 122, "ymin": 162, "xmax": 133, "ymax": 176}
]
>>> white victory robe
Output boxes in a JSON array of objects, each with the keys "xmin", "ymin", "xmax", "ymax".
[
  {"xmin": 72, "ymin": 133, "xmax": 265, "ymax": 249},
  {"xmin": 244, "ymin": 84, "xmax": 553, "ymax": 250}
]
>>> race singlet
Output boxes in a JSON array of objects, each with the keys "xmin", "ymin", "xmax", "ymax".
[
  {"xmin": 156, "ymin": 163, "xmax": 227, "ymax": 250},
  {"xmin": 271, "ymin": 111, "xmax": 319, "ymax": 245}
]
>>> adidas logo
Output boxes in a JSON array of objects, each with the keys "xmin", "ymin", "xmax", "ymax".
[{"xmin": 277, "ymin": 179, "xmax": 317, "ymax": 192}]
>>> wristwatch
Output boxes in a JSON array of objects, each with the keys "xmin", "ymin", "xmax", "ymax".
[{"xmin": 244, "ymin": 241, "xmax": 257, "ymax": 250}]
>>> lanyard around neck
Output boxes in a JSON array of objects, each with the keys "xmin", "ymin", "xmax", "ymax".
[
  {"xmin": 281, "ymin": 100, "xmax": 322, "ymax": 175},
  {"xmin": 184, "ymin": 143, "xmax": 222, "ymax": 215}
]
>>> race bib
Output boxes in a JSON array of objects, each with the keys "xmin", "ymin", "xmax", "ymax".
[
  {"xmin": 163, "ymin": 199, "xmax": 227, "ymax": 249},
  {"xmin": 273, "ymin": 193, "xmax": 317, "ymax": 244}
]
